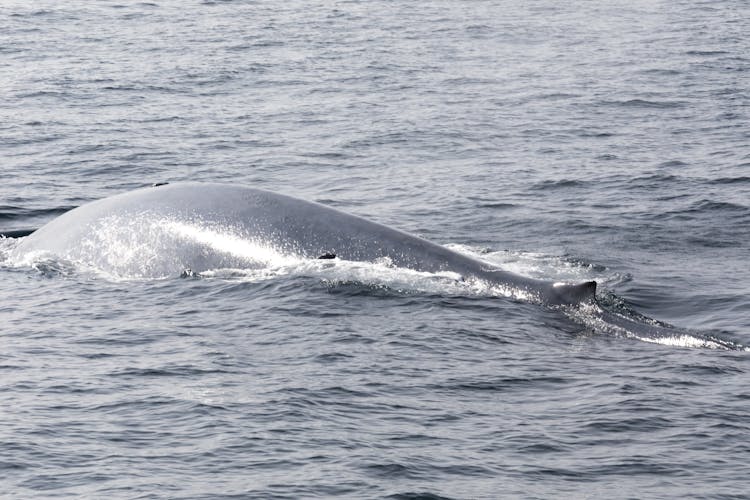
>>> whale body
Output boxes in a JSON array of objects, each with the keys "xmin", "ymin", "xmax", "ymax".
[{"xmin": 12, "ymin": 182, "xmax": 596, "ymax": 305}]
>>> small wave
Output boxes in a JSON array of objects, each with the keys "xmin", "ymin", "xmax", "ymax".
[
  {"xmin": 622, "ymin": 173, "xmax": 685, "ymax": 192},
  {"xmin": 475, "ymin": 202, "xmax": 516, "ymax": 210},
  {"xmin": 662, "ymin": 199, "xmax": 749, "ymax": 219},
  {"xmin": 386, "ymin": 492, "xmax": 458, "ymax": 500},
  {"xmin": 0, "ymin": 205, "xmax": 76, "ymax": 222},
  {"xmin": 437, "ymin": 376, "xmax": 567, "ymax": 393},
  {"xmin": 16, "ymin": 90, "xmax": 69, "ymax": 100},
  {"xmin": 691, "ymin": 200, "xmax": 748, "ymax": 212},
  {"xmin": 529, "ymin": 179, "xmax": 584, "ymax": 190},
  {"xmin": 656, "ymin": 160, "xmax": 688, "ymax": 168},
  {"xmin": 10, "ymin": 9, "xmax": 55, "ymax": 18},
  {"xmin": 639, "ymin": 68, "xmax": 682, "ymax": 76},
  {"xmin": 577, "ymin": 130, "xmax": 614, "ymax": 138},
  {"xmin": 537, "ymin": 92, "xmax": 583, "ymax": 100},
  {"xmin": 109, "ymin": 366, "xmax": 239, "ymax": 378},
  {"xmin": 708, "ymin": 176, "xmax": 750, "ymax": 185},
  {"xmin": 602, "ymin": 99, "xmax": 685, "ymax": 109},
  {"xmin": 596, "ymin": 153, "xmax": 619, "ymax": 161},
  {"xmin": 686, "ymin": 50, "xmax": 730, "ymax": 56}
]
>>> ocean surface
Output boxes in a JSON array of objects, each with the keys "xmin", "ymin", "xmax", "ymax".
[{"xmin": 1, "ymin": 0, "xmax": 749, "ymax": 498}]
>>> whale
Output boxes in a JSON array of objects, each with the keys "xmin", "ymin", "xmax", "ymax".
[{"xmin": 9, "ymin": 182, "xmax": 596, "ymax": 305}]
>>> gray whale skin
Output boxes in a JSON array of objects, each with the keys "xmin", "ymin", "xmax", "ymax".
[{"xmin": 14, "ymin": 182, "xmax": 596, "ymax": 305}]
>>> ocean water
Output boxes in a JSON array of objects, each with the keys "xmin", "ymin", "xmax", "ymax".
[{"xmin": 1, "ymin": 0, "xmax": 749, "ymax": 498}]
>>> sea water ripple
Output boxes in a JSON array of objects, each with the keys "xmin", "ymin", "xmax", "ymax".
[{"xmin": 1, "ymin": 0, "xmax": 749, "ymax": 498}]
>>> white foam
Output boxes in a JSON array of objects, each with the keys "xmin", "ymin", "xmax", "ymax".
[
  {"xmin": 634, "ymin": 334, "xmax": 728, "ymax": 349},
  {"xmin": 445, "ymin": 244, "xmax": 598, "ymax": 283}
]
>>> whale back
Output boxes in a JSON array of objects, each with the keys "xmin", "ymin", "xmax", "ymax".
[
  {"xmin": 13, "ymin": 182, "xmax": 597, "ymax": 305},
  {"xmin": 14, "ymin": 183, "xmax": 482, "ymax": 278}
]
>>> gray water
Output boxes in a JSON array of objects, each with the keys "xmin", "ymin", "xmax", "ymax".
[{"xmin": 1, "ymin": 1, "xmax": 749, "ymax": 498}]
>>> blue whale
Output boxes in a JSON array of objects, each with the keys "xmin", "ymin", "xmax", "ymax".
[{"xmin": 11, "ymin": 182, "xmax": 596, "ymax": 305}]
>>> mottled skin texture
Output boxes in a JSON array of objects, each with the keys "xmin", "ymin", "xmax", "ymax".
[{"xmin": 14, "ymin": 183, "xmax": 596, "ymax": 305}]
